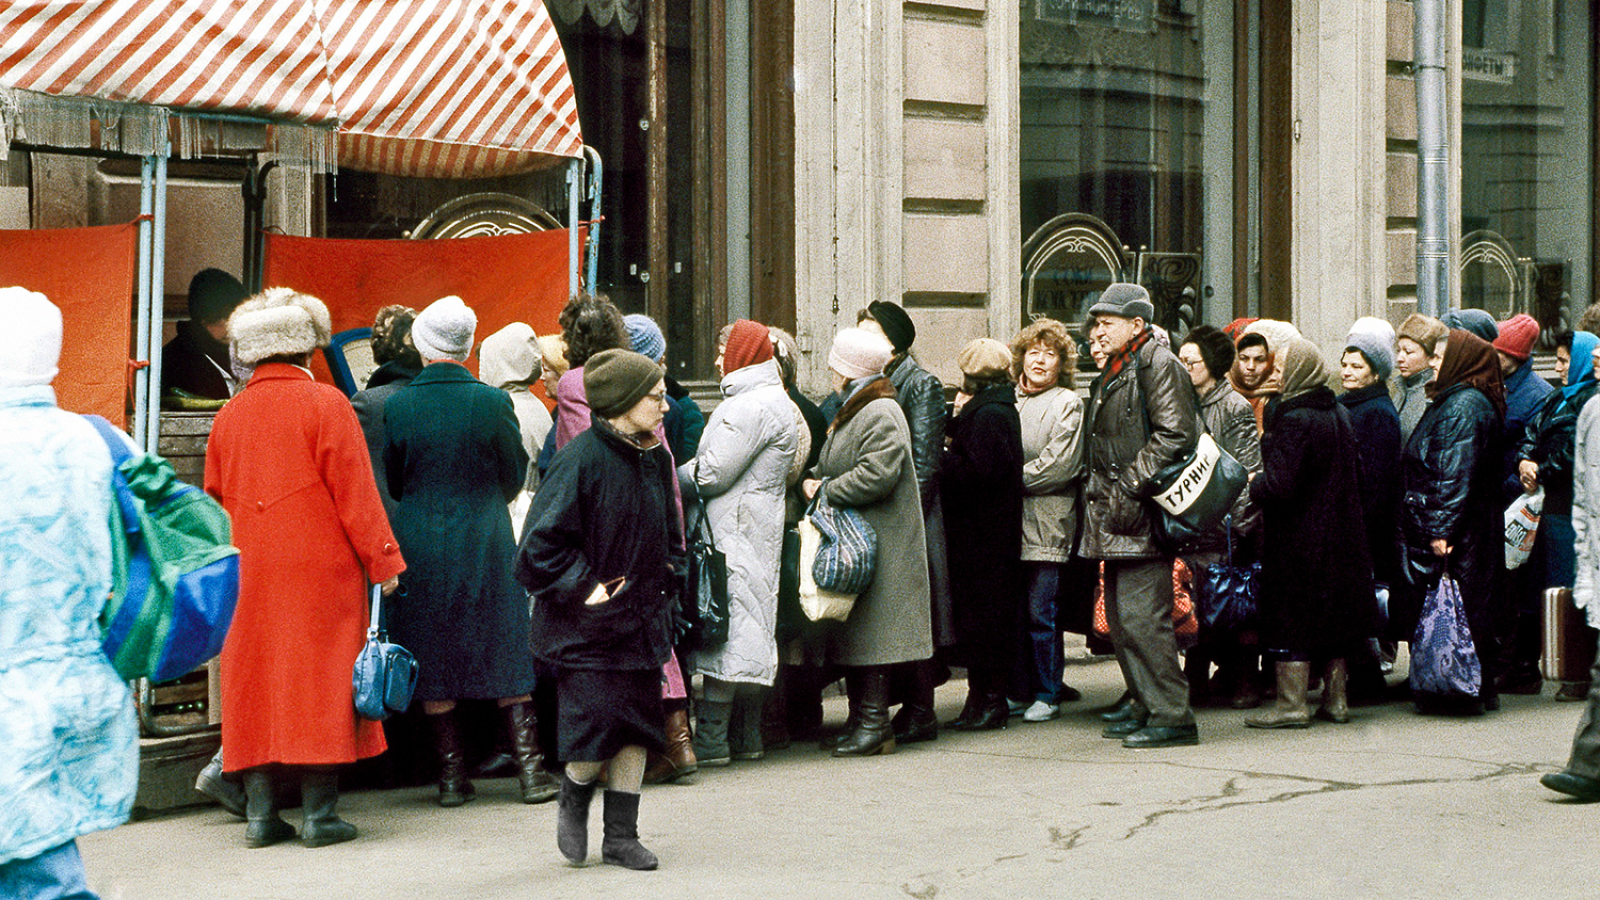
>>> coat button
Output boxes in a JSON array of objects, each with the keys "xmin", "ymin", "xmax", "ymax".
[
  {"xmin": 256, "ymin": 500, "xmax": 264, "ymax": 511},
  {"xmin": 384, "ymin": 542, "xmax": 395, "ymax": 553}
]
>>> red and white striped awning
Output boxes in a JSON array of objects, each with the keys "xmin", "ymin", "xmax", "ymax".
[{"xmin": 0, "ymin": 0, "xmax": 583, "ymax": 177}]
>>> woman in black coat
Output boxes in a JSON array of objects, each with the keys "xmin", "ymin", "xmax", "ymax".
[
  {"xmin": 1338, "ymin": 334, "xmax": 1402, "ymax": 590},
  {"xmin": 1246, "ymin": 337, "xmax": 1378, "ymax": 729},
  {"xmin": 517, "ymin": 350, "xmax": 682, "ymax": 871},
  {"xmin": 382, "ymin": 297, "xmax": 545, "ymax": 807},
  {"xmin": 1397, "ymin": 328, "xmax": 1505, "ymax": 714},
  {"xmin": 939, "ymin": 339, "xmax": 1025, "ymax": 732}
]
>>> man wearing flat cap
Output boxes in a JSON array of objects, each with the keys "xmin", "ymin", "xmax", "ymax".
[{"xmin": 1080, "ymin": 284, "xmax": 1202, "ymax": 749}]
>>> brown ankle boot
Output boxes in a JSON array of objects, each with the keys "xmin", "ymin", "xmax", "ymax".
[
  {"xmin": 644, "ymin": 706, "xmax": 699, "ymax": 784},
  {"xmin": 1316, "ymin": 658, "xmax": 1349, "ymax": 723},
  {"xmin": 1245, "ymin": 661, "xmax": 1312, "ymax": 729}
]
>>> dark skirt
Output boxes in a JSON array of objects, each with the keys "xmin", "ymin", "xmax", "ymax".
[{"xmin": 555, "ymin": 668, "xmax": 665, "ymax": 761}]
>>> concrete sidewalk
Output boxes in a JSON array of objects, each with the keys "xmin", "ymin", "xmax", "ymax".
[{"xmin": 81, "ymin": 657, "xmax": 1594, "ymax": 900}]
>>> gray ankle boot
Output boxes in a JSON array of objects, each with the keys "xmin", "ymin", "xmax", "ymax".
[
  {"xmin": 600, "ymin": 790, "xmax": 659, "ymax": 870},
  {"xmin": 300, "ymin": 769, "xmax": 358, "ymax": 848},
  {"xmin": 693, "ymin": 699, "xmax": 732, "ymax": 767},
  {"xmin": 556, "ymin": 771, "xmax": 599, "ymax": 864},
  {"xmin": 243, "ymin": 770, "xmax": 295, "ymax": 848}
]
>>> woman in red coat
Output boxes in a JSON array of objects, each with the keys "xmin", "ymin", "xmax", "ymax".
[{"xmin": 205, "ymin": 288, "xmax": 405, "ymax": 849}]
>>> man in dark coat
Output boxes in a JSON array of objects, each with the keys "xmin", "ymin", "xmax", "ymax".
[
  {"xmin": 1081, "ymin": 284, "xmax": 1202, "ymax": 749},
  {"xmin": 382, "ymin": 296, "xmax": 547, "ymax": 807}
]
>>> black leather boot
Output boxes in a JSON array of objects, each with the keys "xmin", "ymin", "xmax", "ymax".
[
  {"xmin": 243, "ymin": 769, "xmax": 295, "ymax": 848},
  {"xmin": 508, "ymin": 701, "xmax": 559, "ymax": 803},
  {"xmin": 600, "ymin": 790, "xmax": 659, "ymax": 870},
  {"xmin": 894, "ymin": 659, "xmax": 939, "ymax": 744},
  {"xmin": 833, "ymin": 668, "xmax": 896, "ymax": 757},
  {"xmin": 300, "ymin": 769, "xmax": 358, "ymax": 848},
  {"xmin": 557, "ymin": 771, "xmax": 599, "ymax": 864},
  {"xmin": 429, "ymin": 711, "xmax": 475, "ymax": 807}
]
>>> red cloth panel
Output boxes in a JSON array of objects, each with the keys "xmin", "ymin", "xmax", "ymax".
[
  {"xmin": 0, "ymin": 222, "xmax": 139, "ymax": 426},
  {"xmin": 262, "ymin": 229, "xmax": 577, "ymax": 383}
]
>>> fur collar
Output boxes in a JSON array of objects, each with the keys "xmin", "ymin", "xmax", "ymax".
[{"xmin": 830, "ymin": 376, "xmax": 896, "ymax": 433}]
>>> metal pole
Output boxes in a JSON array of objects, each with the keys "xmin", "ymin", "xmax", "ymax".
[
  {"xmin": 583, "ymin": 146, "xmax": 603, "ymax": 293},
  {"xmin": 1414, "ymin": 0, "xmax": 1450, "ymax": 318},
  {"xmin": 145, "ymin": 150, "xmax": 169, "ymax": 454},
  {"xmin": 133, "ymin": 157, "xmax": 155, "ymax": 447},
  {"xmin": 568, "ymin": 158, "xmax": 581, "ymax": 297}
]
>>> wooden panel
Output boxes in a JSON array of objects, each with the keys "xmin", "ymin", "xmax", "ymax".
[
  {"xmin": 749, "ymin": 0, "xmax": 795, "ymax": 331},
  {"xmin": 1259, "ymin": 0, "xmax": 1292, "ymax": 321},
  {"xmin": 904, "ymin": 19, "xmax": 986, "ymax": 107}
]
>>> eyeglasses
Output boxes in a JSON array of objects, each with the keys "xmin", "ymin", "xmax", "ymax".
[
  {"xmin": 1179, "ymin": 358, "xmax": 1206, "ymax": 370},
  {"xmin": 646, "ymin": 391, "xmax": 668, "ymax": 404}
]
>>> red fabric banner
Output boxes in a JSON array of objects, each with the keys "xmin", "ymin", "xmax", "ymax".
[
  {"xmin": 262, "ymin": 229, "xmax": 577, "ymax": 384},
  {"xmin": 0, "ymin": 222, "xmax": 140, "ymax": 426}
]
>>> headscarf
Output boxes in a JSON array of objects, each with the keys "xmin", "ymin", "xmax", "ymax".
[
  {"xmin": 1229, "ymin": 332, "xmax": 1273, "ymax": 397},
  {"xmin": 1562, "ymin": 330, "xmax": 1600, "ymax": 400},
  {"xmin": 1427, "ymin": 328, "xmax": 1506, "ymax": 417},
  {"xmin": 1442, "ymin": 308, "xmax": 1499, "ymax": 343},
  {"xmin": 1273, "ymin": 337, "xmax": 1330, "ymax": 401}
]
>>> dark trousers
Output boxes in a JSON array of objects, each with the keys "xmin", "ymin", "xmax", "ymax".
[
  {"xmin": 1564, "ymin": 632, "xmax": 1600, "ymax": 779},
  {"xmin": 1103, "ymin": 557, "xmax": 1193, "ymax": 727}
]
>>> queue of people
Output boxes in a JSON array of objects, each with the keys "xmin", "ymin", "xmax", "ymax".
[{"xmin": 18, "ymin": 278, "xmax": 1600, "ymax": 893}]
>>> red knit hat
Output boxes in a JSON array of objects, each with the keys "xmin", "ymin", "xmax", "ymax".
[
  {"xmin": 1493, "ymin": 313, "xmax": 1540, "ymax": 361},
  {"xmin": 722, "ymin": 319, "xmax": 774, "ymax": 373}
]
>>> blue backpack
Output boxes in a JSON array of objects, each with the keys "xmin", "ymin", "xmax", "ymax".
[{"xmin": 85, "ymin": 415, "xmax": 241, "ymax": 683}]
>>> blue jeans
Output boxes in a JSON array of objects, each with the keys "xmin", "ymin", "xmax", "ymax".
[
  {"xmin": 0, "ymin": 842, "xmax": 98, "ymax": 900},
  {"xmin": 1025, "ymin": 563, "xmax": 1065, "ymax": 704}
]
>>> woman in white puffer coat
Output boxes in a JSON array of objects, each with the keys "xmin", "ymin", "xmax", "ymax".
[{"xmin": 683, "ymin": 319, "xmax": 799, "ymax": 766}]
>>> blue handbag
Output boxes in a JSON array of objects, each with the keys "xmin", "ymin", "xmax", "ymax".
[
  {"xmin": 809, "ymin": 488, "xmax": 877, "ymax": 596},
  {"xmin": 352, "ymin": 584, "xmax": 418, "ymax": 721},
  {"xmin": 1409, "ymin": 575, "xmax": 1482, "ymax": 699},
  {"xmin": 1194, "ymin": 516, "xmax": 1260, "ymax": 635}
]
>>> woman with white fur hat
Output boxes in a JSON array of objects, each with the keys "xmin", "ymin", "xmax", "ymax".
[
  {"xmin": 382, "ymin": 296, "xmax": 552, "ymax": 808},
  {"xmin": 205, "ymin": 287, "xmax": 406, "ymax": 848}
]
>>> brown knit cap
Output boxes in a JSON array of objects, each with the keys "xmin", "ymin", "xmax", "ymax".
[
  {"xmin": 1397, "ymin": 313, "xmax": 1450, "ymax": 355},
  {"xmin": 584, "ymin": 348, "xmax": 665, "ymax": 418}
]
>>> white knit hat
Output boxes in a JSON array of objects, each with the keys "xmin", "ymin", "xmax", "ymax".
[
  {"xmin": 228, "ymin": 287, "xmax": 332, "ymax": 365},
  {"xmin": 0, "ymin": 286, "xmax": 61, "ymax": 388},
  {"xmin": 828, "ymin": 327, "xmax": 893, "ymax": 381},
  {"xmin": 412, "ymin": 295, "xmax": 477, "ymax": 362}
]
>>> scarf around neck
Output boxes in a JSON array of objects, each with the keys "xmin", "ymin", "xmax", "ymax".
[{"xmin": 1101, "ymin": 326, "xmax": 1153, "ymax": 384}]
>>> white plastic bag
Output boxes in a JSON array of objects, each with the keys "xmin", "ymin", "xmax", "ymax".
[
  {"xmin": 1504, "ymin": 488, "xmax": 1544, "ymax": 570},
  {"xmin": 797, "ymin": 513, "xmax": 856, "ymax": 622}
]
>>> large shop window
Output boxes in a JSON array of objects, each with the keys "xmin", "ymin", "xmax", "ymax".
[
  {"xmin": 1020, "ymin": 0, "xmax": 1244, "ymax": 353},
  {"xmin": 1461, "ymin": 0, "xmax": 1592, "ymax": 343}
]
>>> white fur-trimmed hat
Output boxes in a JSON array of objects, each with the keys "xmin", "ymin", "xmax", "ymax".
[{"xmin": 228, "ymin": 287, "xmax": 332, "ymax": 365}]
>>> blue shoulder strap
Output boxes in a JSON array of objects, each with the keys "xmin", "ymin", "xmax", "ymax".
[{"xmin": 82, "ymin": 415, "xmax": 154, "ymax": 655}]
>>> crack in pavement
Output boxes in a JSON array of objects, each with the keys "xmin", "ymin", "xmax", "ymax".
[{"xmin": 1115, "ymin": 760, "xmax": 1545, "ymax": 842}]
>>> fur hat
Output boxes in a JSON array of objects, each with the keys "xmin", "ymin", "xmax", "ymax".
[
  {"xmin": 228, "ymin": 287, "xmax": 332, "ymax": 365},
  {"xmin": 0, "ymin": 286, "xmax": 61, "ymax": 388},
  {"xmin": 1493, "ymin": 313, "xmax": 1540, "ymax": 361},
  {"xmin": 1397, "ymin": 313, "xmax": 1450, "ymax": 355},
  {"xmin": 479, "ymin": 322, "xmax": 541, "ymax": 390},
  {"xmin": 828, "ymin": 327, "xmax": 893, "ymax": 381},
  {"xmin": 867, "ymin": 301, "xmax": 916, "ymax": 353},
  {"xmin": 624, "ymin": 313, "xmax": 667, "ymax": 363},
  {"xmin": 584, "ymin": 348, "xmax": 665, "ymax": 419},
  {"xmin": 723, "ymin": 319, "xmax": 774, "ymax": 374},
  {"xmin": 1344, "ymin": 329, "xmax": 1395, "ymax": 381},
  {"xmin": 1087, "ymin": 283, "xmax": 1156, "ymax": 323},
  {"xmin": 412, "ymin": 295, "xmax": 477, "ymax": 362}
]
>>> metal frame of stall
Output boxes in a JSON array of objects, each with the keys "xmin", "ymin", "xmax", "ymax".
[{"xmin": 10, "ymin": 123, "xmax": 600, "ymax": 739}]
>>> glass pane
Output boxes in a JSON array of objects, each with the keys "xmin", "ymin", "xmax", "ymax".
[
  {"xmin": 1020, "ymin": 0, "xmax": 1233, "ymax": 346},
  {"xmin": 1461, "ymin": 0, "xmax": 1592, "ymax": 344}
]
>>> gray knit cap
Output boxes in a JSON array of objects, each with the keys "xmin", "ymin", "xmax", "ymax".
[{"xmin": 412, "ymin": 295, "xmax": 477, "ymax": 362}]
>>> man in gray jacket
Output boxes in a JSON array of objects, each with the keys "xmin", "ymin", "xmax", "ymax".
[{"xmin": 1082, "ymin": 284, "xmax": 1202, "ymax": 748}]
